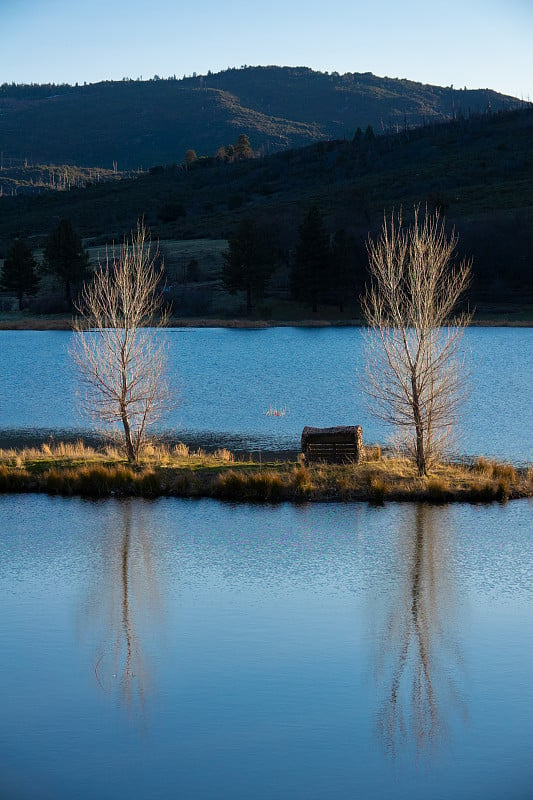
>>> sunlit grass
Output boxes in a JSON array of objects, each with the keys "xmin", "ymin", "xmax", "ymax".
[
  {"xmin": 472, "ymin": 456, "xmax": 517, "ymax": 482},
  {"xmin": 214, "ymin": 470, "xmax": 285, "ymax": 502},
  {"xmin": 0, "ymin": 441, "xmax": 531, "ymax": 503}
]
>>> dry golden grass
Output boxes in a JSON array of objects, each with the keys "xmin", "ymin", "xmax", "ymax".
[
  {"xmin": 472, "ymin": 456, "xmax": 517, "ymax": 482},
  {"xmin": 290, "ymin": 465, "xmax": 314, "ymax": 494},
  {"xmin": 0, "ymin": 441, "xmax": 531, "ymax": 503},
  {"xmin": 0, "ymin": 316, "xmax": 73, "ymax": 330},
  {"xmin": 214, "ymin": 469, "xmax": 285, "ymax": 501},
  {"xmin": 0, "ymin": 440, "xmax": 243, "ymax": 470},
  {"xmin": 172, "ymin": 442, "xmax": 190, "ymax": 459},
  {"xmin": 0, "ymin": 440, "xmax": 101, "ymax": 468},
  {"xmin": 213, "ymin": 448, "xmax": 235, "ymax": 462},
  {"xmin": 364, "ymin": 444, "xmax": 382, "ymax": 462},
  {"xmin": 41, "ymin": 464, "xmax": 160, "ymax": 496},
  {"xmin": 0, "ymin": 463, "xmax": 32, "ymax": 491}
]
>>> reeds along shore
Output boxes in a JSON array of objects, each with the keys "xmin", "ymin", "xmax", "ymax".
[
  {"xmin": 0, "ymin": 441, "xmax": 531, "ymax": 503},
  {"xmin": 2, "ymin": 314, "xmax": 533, "ymax": 331}
]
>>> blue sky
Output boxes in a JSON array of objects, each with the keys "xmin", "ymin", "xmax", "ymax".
[{"xmin": 1, "ymin": 0, "xmax": 531, "ymax": 98}]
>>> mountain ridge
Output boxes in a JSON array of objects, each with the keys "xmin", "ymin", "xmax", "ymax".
[{"xmin": 0, "ymin": 65, "xmax": 521, "ymax": 169}]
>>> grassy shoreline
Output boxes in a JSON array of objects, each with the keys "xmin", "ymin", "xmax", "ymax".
[
  {"xmin": 0, "ymin": 442, "xmax": 531, "ymax": 504},
  {"xmin": 1, "ymin": 313, "xmax": 533, "ymax": 330}
]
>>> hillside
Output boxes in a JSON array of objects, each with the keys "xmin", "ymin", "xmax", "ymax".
[
  {"xmin": 0, "ymin": 107, "xmax": 532, "ymax": 314},
  {"xmin": 0, "ymin": 66, "xmax": 521, "ymax": 170}
]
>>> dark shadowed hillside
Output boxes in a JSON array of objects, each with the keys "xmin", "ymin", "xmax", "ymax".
[
  {"xmin": 1, "ymin": 106, "xmax": 532, "ymax": 314},
  {"xmin": 0, "ymin": 66, "xmax": 521, "ymax": 169}
]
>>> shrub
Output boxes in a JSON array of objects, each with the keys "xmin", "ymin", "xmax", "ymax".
[
  {"xmin": 40, "ymin": 464, "xmax": 158, "ymax": 497},
  {"xmin": 495, "ymin": 479, "xmax": 510, "ymax": 502},
  {"xmin": 473, "ymin": 457, "xmax": 516, "ymax": 483},
  {"xmin": 427, "ymin": 477, "xmax": 452, "ymax": 502},
  {"xmin": 52, "ymin": 440, "xmax": 92, "ymax": 459},
  {"xmin": 472, "ymin": 456, "xmax": 491, "ymax": 475},
  {"xmin": 173, "ymin": 442, "xmax": 190, "ymax": 459},
  {"xmin": 290, "ymin": 466, "xmax": 313, "ymax": 495},
  {"xmin": 172, "ymin": 473, "xmax": 192, "ymax": 495},
  {"xmin": 0, "ymin": 464, "xmax": 31, "ymax": 492},
  {"xmin": 491, "ymin": 463, "xmax": 517, "ymax": 482},
  {"xmin": 213, "ymin": 470, "xmax": 248, "ymax": 500},
  {"xmin": 141, "ymin": 442, "xmax": 158, "ymax": 459},
  {"xmin": 213, "ymin": 470, "xmax": 284, "ymax": 502},
  {"xmin": 104, "ymin": 444, "xmax": 124, "ymax": 460},
  {"xmin": 336, "ymin": 474, "xmax": 358, "ymax": 498},
  {"xmin": 213, "ymin": 448, "xmax": 234, "ymax": 462},
  {"xmin": 135, "ymin": 469, "xmax": 159, "ymax": 495},
  {"xmin": 365, "ymin": 444, "xmax": 382, "ymax": 462},
  {"xmin": 369, "ymin": 476, "xmax": 388, "ymax": 503},
  {"xmin": 158, "ymin": 201, "xmax": 186, "ymax": 222},
  {"xmin": 467, "ymin": 480, "xmax": 502, "ymax": 503},
  {"xmin": 247, "ymin": 472, "xmax": 284, "ymax": 501}
]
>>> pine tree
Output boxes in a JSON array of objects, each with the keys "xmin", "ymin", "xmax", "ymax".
[
  {"xmin": 234, "ymin": 134, "xmax": 253, "ymax": 160},
  {"xmin": 291, "ymin": 206, "xmax": 330, "ymax": 313},
  {"xmin": 330, "ymin": 229, "xmax": 366, "ymax": 313},
  {"xmin": 221, "ymin": 219, "xmax": 271, "ymax": 315},
  {"xmin": 1, "ymin": 238, "xmax": 40, "ymax": 310},
  {"xmin": 44, "ymin": 219, "xmax": 89, "ymax": 304}
]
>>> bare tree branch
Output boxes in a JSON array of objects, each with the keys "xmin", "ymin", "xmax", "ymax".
[
  {"xmin": 71, "ymin": 221, "xmax": 172, "ymax": 462},
  {"xmin": 361, "ymin": 206, "xmax": 472, "ymax": 475}
]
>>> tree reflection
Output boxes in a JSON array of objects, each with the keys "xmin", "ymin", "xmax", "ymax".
[
  {"xmin": 82, "ymin": 499, "xmax": 164, "ymax": 722},
  {"xmin": 373, "ymin": 504, "xmax": 466, "ymax": 756}
]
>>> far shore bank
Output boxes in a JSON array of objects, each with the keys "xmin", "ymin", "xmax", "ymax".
[{"xmin": 1, "ymin": 314, "xmax": 533, "ymax": 330}]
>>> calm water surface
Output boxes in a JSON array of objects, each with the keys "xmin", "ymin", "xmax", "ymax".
[
  {"xmin": 1, "ymin": 495, "xmax": 533, "ymax": 800},
  {"xmin": 0, "ymin": 327, "xmax": 531, "ymax": 461}
]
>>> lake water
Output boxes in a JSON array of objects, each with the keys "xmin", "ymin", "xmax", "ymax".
[
  {"xmin": 1, "ymin": 495, "xmax": 533, "ymax": 800},
  {"xmin": 0, "ymin": 327, "xmax": 532, "ymax": 462},
  {"xmin": 1, "ymin": 328, "xmax": 532, "ymax": 798}
]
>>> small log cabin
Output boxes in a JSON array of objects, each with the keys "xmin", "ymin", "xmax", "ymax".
[{"xmin": 301, "ymin": 426, "xmax": 364, "ymax": 464}]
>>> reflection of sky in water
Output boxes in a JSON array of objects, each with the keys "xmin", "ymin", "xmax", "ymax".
[
  {"xmin": 0, "ymin": 327, "xmax": 532, "ymax": 460},
  {"xmin": 1, "ymin": 496, "xmax": 533, "ymax": 800}
]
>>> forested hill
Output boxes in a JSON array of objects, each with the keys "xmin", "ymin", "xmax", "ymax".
[
  {"xmin": 0, "ymin": 66, "xmax": 521, "ymax": 169},
  {"xmin": 1, "ymin": 107, "xmax": 532, "ymax": 306}
]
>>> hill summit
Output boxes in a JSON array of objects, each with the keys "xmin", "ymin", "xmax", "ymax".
[{"xmin": 0, "ymin": 65, "xmax": 521, "ymax": 169}]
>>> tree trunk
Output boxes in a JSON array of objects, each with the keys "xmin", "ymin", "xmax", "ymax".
[
  {"xmin": 246, "ymin": 284, "xmax": 252, "ymax": 317},
  {"xmin": 411, "ymin": 373, "xmax": 427, "ymax": 476},
  {"xmin": 121, "ymin": 408, "xmax": 136, "ymax": 462},
  {"xmin": 415, "ymin": 420, "xmax": 426, "ymax": 476}
]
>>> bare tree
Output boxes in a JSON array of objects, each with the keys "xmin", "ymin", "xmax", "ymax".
[
  {"xmin": 361, "ymin": 207, "xmax": 472, "ymax": 475},
  {"xmin": 72, "ymin": 222, "xmax": 171, "ymax": 462}
]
